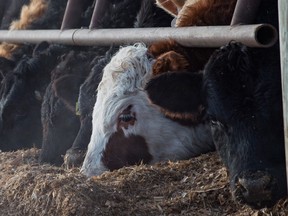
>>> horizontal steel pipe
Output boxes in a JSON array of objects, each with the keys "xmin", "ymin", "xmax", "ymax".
[
  {"xmin": 230, "ymin": 0, "xmax": 262, "ymax": 25},
  {"xmin": 0, "ymin": 24, "xmax": 278, "ymax": 48}
]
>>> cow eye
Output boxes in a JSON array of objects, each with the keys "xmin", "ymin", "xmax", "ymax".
[{"xmin": 119, "ymin": 113, "xmax": 134, "ymax": 122}]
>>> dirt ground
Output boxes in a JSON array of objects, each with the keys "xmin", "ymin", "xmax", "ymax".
[{"xmin": 0, "ymin": 148, "xmax": 287, "ymax": 216}]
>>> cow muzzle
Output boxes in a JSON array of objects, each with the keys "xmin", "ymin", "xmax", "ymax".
[{"xmin": 233, "ymin": 170, "xmax": 275, "ymax": 208}]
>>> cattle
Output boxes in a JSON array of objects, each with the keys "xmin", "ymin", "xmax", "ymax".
[
  {"xmin": 38, "ymin": 0, "xmax": 96, "ymax": 164},
  {"xmin": 63, "ymin": 0, "xmax": 173, "ymax": 168},
  {"xmin": 156, "ymin": 0, "xmax": 237, "ymax": 27},
  {"xmin": 39, "ymin": 0, "xmax": 146, "ymax": 166},
  {"xmin": 146, "ymin": 0, "xmax": 285, "ymax": 209},
  {"xmin": 203, "ymin": 41, "xmax": 285, "ymax": 208},
  {"xmin": 39, "ymin": 48, "xmax": 103, "ymax": 165},
  {"xmin": 0, "ymin": 0, "xmax": 68, "ymax": 60},
  {"xmin": 202, "ymin": 1, "xmax": 285, "ymax": 208},
  {"xmin": 0, "ymin": 42, "xmax": 67, "ymax": 151},
  {"xmin": 80, "ymin": 43, "xmax": 214, "ymax": 177},
  {"xmin": 0, "ymin": 0, "xmax": 69, "ymax": 152},
  {"xmin": 203, "ymin": 0, "xmax": 286, "ymax": 209}
]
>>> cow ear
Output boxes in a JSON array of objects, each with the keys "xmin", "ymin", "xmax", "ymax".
[
  {"xmin": 53, "ymin": 75, "xmax": 84, "ymax": 113},
  {"xmin": 145, "ymin": 71, "xmax": 205, "ymax": 124}
]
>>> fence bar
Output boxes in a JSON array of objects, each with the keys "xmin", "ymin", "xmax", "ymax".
[
  {"xmin": 61, "ymin": 0, "xmax": 88, "ymax": 30},
  {"xmin": 89, "ymin": 0, "xmax": 108, "ymax": 29},
  {"xmin": 0, "ymin": 24, "xmax": 277, "ymax": 48},
  {"xmin": 231, "ymin": 0, "xmax": 262, "ymax": 25},
  {"xmin": 278, "ymin": 0, "xmax": 288, "ymax": 191}
]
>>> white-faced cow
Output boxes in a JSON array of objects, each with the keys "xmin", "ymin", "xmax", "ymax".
[
  {"xmin": 64, "ymin": 0, "xmax": 173, "ymax": 167},
  {"xmin": 81, "ymin": 43, "xmax": 214, "ymax": 176},
  {"xmin": 40, "ymin": 0, "xmax": 145, "ymax": 166}
]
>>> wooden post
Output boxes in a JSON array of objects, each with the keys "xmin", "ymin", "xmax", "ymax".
[{"xmin": 278, "ymin": 0, "xmax": 288, "ymax": 189}]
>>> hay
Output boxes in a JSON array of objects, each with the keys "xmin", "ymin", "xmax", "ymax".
[{"xmin": 0, "ymin": 149, "xmax": 287, "ymax": 215}]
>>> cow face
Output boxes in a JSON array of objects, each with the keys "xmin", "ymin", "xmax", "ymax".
[
  {"xmin": 203, "ymin": 42, "xmax": 286, "ymax": 208},
  {"xmin": 81, "ymin": 44, "xmax": 214, "ymax": 176}
]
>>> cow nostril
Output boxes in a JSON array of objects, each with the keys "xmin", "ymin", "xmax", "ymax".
[{"xmin": 234, "ymin": 171, "xmax": 273, "ymax": 206}]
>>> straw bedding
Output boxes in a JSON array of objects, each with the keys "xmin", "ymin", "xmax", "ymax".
[{"xmin": 0, "ymin": 149, "xmax": 287, "ymax": 215}]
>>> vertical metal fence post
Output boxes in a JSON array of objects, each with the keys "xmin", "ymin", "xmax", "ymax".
[
  {"xmin": 89, "ymin": 0, "xmax": 108, "ymax": 29},
  {"xmin": 278, "ymin": 0, "xmax": 288, "ymax": 192},
  {"xmin": 230, "ymin": 0, "xmax": 262, "ymax": 25},
  {"xmin": 61, "ymin": 0, "xmax": 89, "ymax": 30}
]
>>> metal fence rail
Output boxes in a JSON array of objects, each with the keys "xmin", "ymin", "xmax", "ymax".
[{"xmin": 0, "ymin": 24, "xmax": 277, "ymax": 48}]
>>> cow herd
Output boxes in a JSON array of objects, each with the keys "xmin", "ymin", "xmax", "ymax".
[{"xmin": 0, "ymin": 0, "xmax": 286, "ymax": 210}]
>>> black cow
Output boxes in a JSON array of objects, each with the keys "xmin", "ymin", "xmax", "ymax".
[
  {"xmin": 146, "ymin": 0, "xmax": 285, "ymax": 208},
  {"xmin": 39, "ymin": 48, "xmax": 103, "ymax": 165},
  {"xmin": 204, "ymin": 41, "xmax": 285, "ymax": 208},
  {"xmin": 63, "ymin": 0, "xmax": 173, "ymax": 168},
  {"xmin": 203, "ymin": 0, "xmax": 286, "ymax": 208},
  {"xmin": 0, "ymin": 43, "xmax": 67, "ymax": 151},
  {"xmin": 0, "ymin": 0, "xmax": 70, "ymax": 151}
]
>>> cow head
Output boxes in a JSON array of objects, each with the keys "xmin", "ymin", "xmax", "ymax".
[
  {"xmin": 81, "ymin": 43, "xmax": 214, "ymax": 176},
  {"xmin": 203, "ymin": 42, "xmax": 286, "ymax": 208},
  {"xmin": 39, "ymin": 49, "xmax": 97, "ymax": 165},
  {"xmin": 0, "ymin": 42, "xmax": 65, "ymax": 151}
]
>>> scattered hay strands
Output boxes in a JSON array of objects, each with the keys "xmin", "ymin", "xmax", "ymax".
[{"xmin": 0, "ymin": 149, "xmax": 287, "ymax": 215}]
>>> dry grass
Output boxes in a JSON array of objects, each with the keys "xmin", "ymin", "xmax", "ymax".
[{"xmin": 0, "ymin": 149, "xmax": 287, "ymax": 215}]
